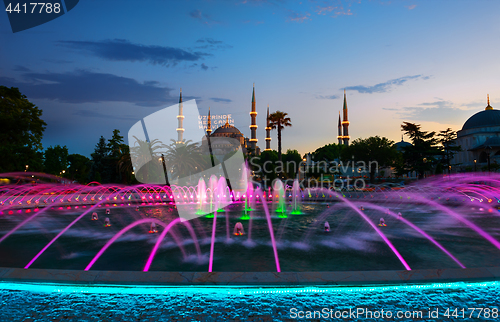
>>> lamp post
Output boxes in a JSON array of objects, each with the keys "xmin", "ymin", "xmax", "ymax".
[
  {"xmin": 160, "ymin": 154, "xmax": 169, "ymax": 185},
  {"xmin": 25, "ymin": 165, "xmax": 28, "ymax": 172},
  {"xmin": 302, "ymin": 157, "xmax": 306, "ymax": 181},
  {"xmin": 474, "ymin": 159, "xmax": 477, "ymax": 172}
]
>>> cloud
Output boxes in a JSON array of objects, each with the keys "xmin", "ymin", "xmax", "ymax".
[
  {"xmin": 333, "ymin": 8, "xmax": 352, "ymax": 16},
  {"xmin": 316, "ymin": 94, "xmax": 339, "ymax": 100},
  {"xmin": 190, "ymin": 9, "xmax": 203, "ymax": 19},
  {"xmin": 58, "ymin": 39, "xmax": 210, "ymax": 67},
  {"xmin": 189, "ymin": 9, "xmax": 219, "ymax": 25},
  {"xmin": 287, "ymin": 10, "xmax": 311, "ymax": 22},
  {"xmin": 195, "ymin": 38, "xmax": 233, "ymax": 50},
  {"xmin": 13, "ymin": 65, "xmax": 30, "ymax": 72},
  {"xmin": 315, "ymin": 1, "xmax": 354, "ymax": 17},
  {"xmin": 196, "ymin": 38, "xmax": 223, "ymax": 45},
  {"xmin": 417, "ymin": 100, "xmax": 453, "ymax": 108},
  {"xmin": 396, "ymin": 100, "xmax": 470, "ymax": 124},
  {"xmin": 201, "ymin": 63, "xmax": 209, "ymax": 70},
  {"xmin": 344, "ymin": 75, "xmax": 427, "ymax": 94},
  {"xmin": 210, "ymin": 97, "xmax": 232, "ymax": 103},
  {"xmin": 43, "ymin": 59, "xmax": 73, "ymax": 64},
  {"xmin": 0, "ymin": 70, "xmax": 179, "ymax": 106},
  {"xmin": 382, "ymin": 107, "xmax": 399, "ymax": 111},
  {"xmin": 407, "ymin": 4, "xmax": 417, "ymax": 10},
  {"xmin": 316, "ymin": 6, "xmax": 337, "ymax": 15}
]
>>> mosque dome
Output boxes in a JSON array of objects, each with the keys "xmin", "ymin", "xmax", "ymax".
[
  {"xmin": 394, "ymin": 137, "xmax": 412, "ymax": 152},
  {"xmin": 462, "ymin": 97, "xmax": 500, "ymax": 131},
  {"xmin": 212, "ymin": 123, "xmax": 243, "ymax": 136}
]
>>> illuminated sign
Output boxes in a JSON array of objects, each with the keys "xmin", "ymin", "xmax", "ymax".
[{"xmin": 198, "ymin": 114, "xmax": 234, "ymax": 130}]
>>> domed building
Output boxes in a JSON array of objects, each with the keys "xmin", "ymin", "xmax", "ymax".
[
  {"xmin": 453, "ymin": 96, "xmax": 500, "ymax": 170},
  {"xmin": 200, "ymin": 106, "xmax": 260, "ymax": 156},
  {"xmin": 210, "ymin": 121, "xmax": 245, "ymax": 145},
  {"xmin": 204, "ymin": 118, "xmax": 250, "ymax": 155},
  {"xmin": 394, "ymin": 136, "xmax": 412, "ymax": 152}
]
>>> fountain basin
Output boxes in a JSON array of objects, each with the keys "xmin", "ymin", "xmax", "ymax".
[{"xmin": 1, "ymin": 266, "xmax": 500, "ymax": 286}]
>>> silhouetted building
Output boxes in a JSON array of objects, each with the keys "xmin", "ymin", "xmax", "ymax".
[{"xmin": 453, "ymin": 95, "xmax": 500, "ymax": 169}]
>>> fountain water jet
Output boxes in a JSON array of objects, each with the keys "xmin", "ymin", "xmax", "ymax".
[
  {"xmin": 356, "ymin": 202, "xmax": 466, "ymax": 269},
  {"xmin": 290, "ymin": 179, "xmax": 302, "ymax": 215},
  {"xmin": 257, "ymin": 188, "xmax": 281, "ymax": 272},
  {"xmin": 272, "ymin": 180, "xmax": 287, "ymax": 218},
  {"xmin": 328, "ymin": 190, "xmax": 412, "ymax": 271}
]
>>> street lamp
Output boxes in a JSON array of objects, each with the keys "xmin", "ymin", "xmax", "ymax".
[
  {"xmin": 302, "ymin": 158, "xmax": 307, "ymax": 181},
  {"xmin": 25, "ymin": 165, "xmax": 28, "ymax": 172},
  {"xmin": 474, "ymin": 159, "xmax": 477, "ymax": 172}
]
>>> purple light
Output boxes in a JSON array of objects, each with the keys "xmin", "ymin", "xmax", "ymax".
[
  {"xmin": 208, "ymin": 213, "xmax": 217, "ymax": 272},
  {"xmin": 142, "ymin": 218, "xmax": 182, "ymax": 272}
]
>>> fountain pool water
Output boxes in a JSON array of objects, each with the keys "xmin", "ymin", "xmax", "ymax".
[
  {"xmin": 2, "ymin": 172, "xmax": 500, "ymax": 320},
  {"xmin": 2, "ymin": 173, "xmax": 500, "ymax": 273}
]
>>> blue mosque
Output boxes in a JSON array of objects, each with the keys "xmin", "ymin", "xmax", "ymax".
[{"xmin": 453, "ymin": 95, "xmax": 500, "ymax": 171}]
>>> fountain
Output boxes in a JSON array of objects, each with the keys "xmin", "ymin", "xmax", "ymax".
[
  {"xmin": 233, "ymin": 222, "xmax": 244, "ymax": 236},
  {"xmin": 196, "ymin": 177, "xmax": 206, "ymax": 215},
  {"xmin": 2, "ymin": 172, "xmax": 500, "ymax": 291},
  {"xmin": 290, "ymin": 179, "xmax": 302, "ymax": 215},
  {"xmin": 204, "ymin": 175, "xmax": 219, "ymax": 218},
  {"xmin": 149, "ymin": 222, "xmax": 158, "ymax": 234},
  {"xmin": 272, "ymin": 179, "xmax": 287, "ymax": 218}
]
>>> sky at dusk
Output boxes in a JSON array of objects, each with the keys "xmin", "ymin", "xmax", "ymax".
[{"xmin": 1, "ymin": 0, "xmax": 500, "ymax": 157}]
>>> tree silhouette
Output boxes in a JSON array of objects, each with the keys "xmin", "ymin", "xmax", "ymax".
[
  {"xmin": 0, "ymin": 86, "xmax": 46, "ymax": 172},
  {"xmin": 164, "ymin": 140, "xmax": 207, "ymax": 180},
  {"xmin": 129, "ymin": 136, "xmax": 164, "ymax": 183},
  {"xmin": 269, "ymin": 111, "xmax": 292, "ymax": 163}
]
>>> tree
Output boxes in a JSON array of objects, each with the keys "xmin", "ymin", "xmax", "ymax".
[
  {"xmin": 43, "ymin": 145, "xmax": 69, "ymax": 175},
  {"xmin": 437, "ymin": 128, "xmax": 461, "ymax": 174},
  {"xmin": 164, "ymin": 140, "xmax": 206, "ymax": 180},
  {"xmin": 117, "ymin": 145, "xmax": 136, "ymax": 184},
  {"xmin": 129, "ymin": 136, "xmax": 164, "ymax": 183},
  {"xmin": 269, "ymin": 111, "xmax": 292, "ymax": 162},
  {"xmin": 88, "ymin": 136, "xmax": 109, "ymax": 183},
  {"xmin": 66, "ymin": 154, "xmax": 91, "ymax": 184},
  {"xmin": 251, "ymin": 150, "xmax": 279, "ymax": 187},
  {"xmin": 401, "ymin": 122, "xmax": 440, "ymax": 179},
  {"xmin": 0, "ymin": 86, "xmax": 46, "ymax": 172},
  {"xmin": 312, "ymin": 143, "xmax": 344, "ymax": 162},
  {"xmin": 106, "ymin": 129, "xmax": 126, "ymax": 183},
  {"xmin": 282, "ymin": 149, "xmax": 302, "ymax": 179},
  {"xmin": 341, "ymin": 136, "xmax": 398, "ymax": 183}
]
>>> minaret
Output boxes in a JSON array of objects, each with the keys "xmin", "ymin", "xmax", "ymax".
[
  {"xmin": 249, "ymin": 83, "xmax": 258, "ymax": 152},
  {"xmin": 206, "ymin": 107, "xmax": 212, "ymax": 135},
  {"xmin": 342, "ymin": 89, "xmax": 350, "ymax": 146},
  {"xmin": 265, "ymin": 105, "xmax": 271, "ymax": 151},
  {"xmin": 337, "ymin": 111, "xmax": 342, "ymax": 145},
  {"xmin": 176, "ymin": 88, "xmax": 184, "ymax": 143}
]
